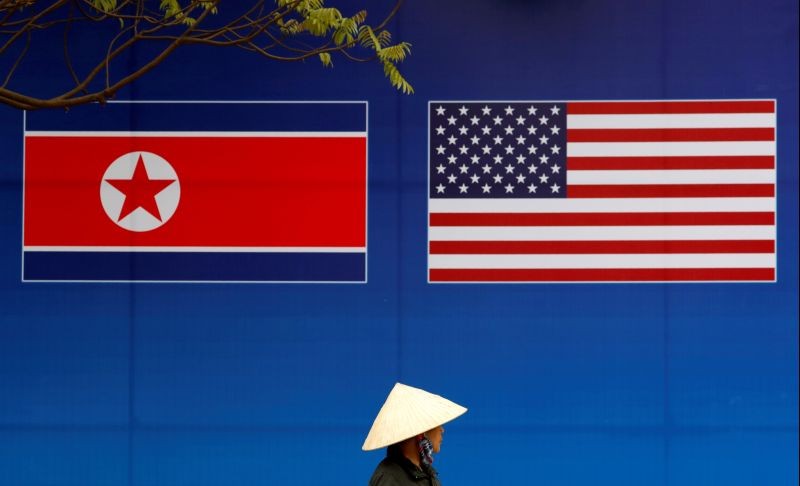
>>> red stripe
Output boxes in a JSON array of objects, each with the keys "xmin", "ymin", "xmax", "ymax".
[
  {"xmin": 567, "ymin": 156, "xmax": 775, "ymax": 170},
  {"xmin": 567, "ymin": 127, "xmax": 774, "ymax": 142},
  {"xmin": 568, "ymin": 184, "xmax": 774, "ymax": 198},
  {"xmin": 429, "ymin": 268, "xmax": 775, "ymax": 282},
  {"xmin": 429, "ymin": 240, "xmax": 775, "ymax": 255},
  {"xmin": 24, "ymin": 136, "xmax": 366, "ymax": 247},
  {"xmin": 430, "ymin": 212, "xmax": 774, "ymax": 227},
  {"xmin": 567, "ymin": 101, "xmax": 775, "ymax": 115}
]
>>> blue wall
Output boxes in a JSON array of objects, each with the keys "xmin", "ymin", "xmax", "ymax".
[{"xmin": 1, "ymin": 0, "xmax": 797, "ymax": 484}]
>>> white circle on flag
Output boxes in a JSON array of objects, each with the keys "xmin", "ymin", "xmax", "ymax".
[{"xmin": 100, "ymin": 151, "xmax": 181, "ymax": 232}]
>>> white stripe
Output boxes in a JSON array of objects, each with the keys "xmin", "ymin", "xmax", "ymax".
[
  {"xmin": 428, "ymin": 197, "xmax": 776, "ymax": 213},
  {"xmin": 23, "ymin": 131, "xmax": 367, "ymax": 138},
  {"xmin": 429, "ymin": 253, "xmax": 776, "ymax": 269},
  {"xmin": 23, "ymin": 246, "xmax": 366, "ymax": 253},
  {"xmin": 567, "ymin": 141, "xmax": 775, "ymax": 157},
  {"xmin": 568, "ymin": 169, "xmax": 775, "ymax": 185},
  {"xmin": 566, "ymin": 113, "xmax": 776, "ymax": 129},
  {"xmin": 429, "ymin": 226, "xmax": 775, "ymax": 241}
]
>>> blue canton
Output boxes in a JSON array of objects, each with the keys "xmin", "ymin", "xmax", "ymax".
[{"xmin": 430, "ymin": 102, "xmax": 568, "ymax": 199}]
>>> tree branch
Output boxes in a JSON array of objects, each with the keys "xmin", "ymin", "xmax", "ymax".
[{"xmin": 0, "ymin": 0, "xmax": 411, "ymax": 109}]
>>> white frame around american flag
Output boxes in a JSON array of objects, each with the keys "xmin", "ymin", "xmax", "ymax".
[{"xmin": 427, "ymin": 99, "xmax": 777, "ymax": 284}]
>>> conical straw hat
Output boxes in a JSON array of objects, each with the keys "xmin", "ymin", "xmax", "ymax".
[{"xmin": 362, "ymin": 383, "xmax": 467, "ymax": 451}]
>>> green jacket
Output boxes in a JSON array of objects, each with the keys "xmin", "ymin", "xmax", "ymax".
[{"xmin": 368, "ymin": 450, "xmax": 441, "ymax": 486}]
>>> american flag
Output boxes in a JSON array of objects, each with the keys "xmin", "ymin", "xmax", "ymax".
[{"xmin": 428, "ymin": 100, "xmax": 776, "ymax": 283}]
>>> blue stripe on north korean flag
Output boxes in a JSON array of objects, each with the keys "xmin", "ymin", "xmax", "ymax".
[
  {"xmin": 23, "ymin": 252, "xmax": 366, "ymax": 283},
  {"xmin": 25, "ymin": 101, "xmax": 367, "ymax": 132}
]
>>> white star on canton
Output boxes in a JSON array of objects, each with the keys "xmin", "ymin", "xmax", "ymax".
[
  {"xmin": 539, "ymin": 154, "xmax": 549, "ymax": 164},
  {"xmin": 471, "ymin": 135, "xmax": 480, "ymax": 145},
  {"xmin": 458, "ymin": 145, "xmax": 469, "ymax": 155},
  {"xmin": 538, "ymin": 115, "xmax": 549, "ymax": 125},
  {"xmin": 435, "ymin": 164, "xmax": 445, "ymax": 174},
  {"xmin": 539, "ymin": 134, "xmax": 550, "ymax": 145},
  {"xmin": 459, "ymin": 164, "xmax": 469, "ymax": 174},
  {"xmin": 493, "ymin": 135, "xmax": 503, "ymax": 145},
  {"xmin": 493, "ymin": 174, "xmax": 503, "ymax": 183},
  {"xmin": 504, "ymin": 183, "xmax": 515, "ymax": 193},
  {"xmin": 516, "ymin": 174, "xmax": 526, "ymax": 183},
  {"xmin": 481, "ymin": 126, "xmax": 492, "ymax": 135},
  {"xmin": 527, "ymin": 106, "xmax": 538, "ymax": 115},
  {"xmin": 447, "ymin": 174, "xmax": 457, "ymax": 183},
  {"xmin": 516, "ymin": 135, "xmax": 526, "ymax": 145},
  {"xmin": 516, "ymin": 154, "xmax": 526, "ymax": 164},
  {"xmin": 551, "ymin": 164, "xmax": 561, "ymax": 174},
  {"xmin": 458, "ymin": 106, "xmax": 469, "ymax": 116},
  {"xmin": 550, "ymin": 183, "xmax": 560, "ymax": 193},
  {"xmin": 435, "ymin": 125, "xmax": 445, "ymax": 135},
  {"xmin": 458, "ymin": 126, "xmax": 468, "ymax": 135},
  {"xmin": 527, "ymin": 145, "xmax": 538, "ymax": 155},
  {"xmin": 436, "ymin": 183, "xmax": 445, "ymax": 193},
  {"xmin": 516, "ymin": 115, "xmax": 526, "ymax": 125},
  {"xmin": 527, "ymin": 125, "xmax": 538, "ymax": 135},
  {"xmin": 447, "ymin": 115, "xmax": 457, "ymax": 125},
  {"xmin": 539, "ymin": 174, "xmax": 549, "ymax": 183},
  {"xmin": 493, "ymin": 115, "xmax": 503, "ymax": 125},
  {"xmin": 482, "ymin": 183, "xmax": 492, "ymax": 193},
  {"xmin": 505, "ymin": 164, "xmax": 515, "ymax": 174},
  {"xmin": 550, "ymin": 105, "xmax": 561, "ymax": 115},
  {"xmin": 493, "ymin": 154, "xmax": 503, "ymax": 164},
  {"xmin": 528, "ymin": 183, "xmax": 537, "ymax": 193},
  {"xmin": 435, "ymin": 106, "xmax": 445, "ymax": 116},
  {"xmin": 435, "ymin": 145, "xmax": 445, "ymax": 155},
  {"xmin": 504, "ymin": 145, "xmax": 515, "ymax": 155},
  {"xmin": 482, "ymin": 164, "xmax": 492, "ymax": 174},
  {"xmin": 459, "ymin": 183, "xmax": 469, "ymax": 193},
  {"xmin": 447, "ymin": 135, "xmax": 457, "ymax": 145},
  {"xmin": 470, "ymin": 115, "xmax": 480, "ymax": 125},
  {"xmin": 551, "ymin": 145, "xmax": 561, "ymax": 155},
  {"xmin": 470, "ymin": 174, "xmax": 480, "ymax": 183},
  {"xmin": 504, "ymin": 125, "xmax": 515, "ymax": 135},
  {"xmin": 481, "ymin": 106, "xmax": 492, "ymax": 116},
  {"xmin": 470, "ymin": 154, "xmax": 480, "ymax": 164},
  {"xmin": 504, "ymin": 106, "xmax": 515, "ymax": 115},
  {"xmin": 550, "ymin": 126, "xmax": 561, "ymax": 135},
  {"xmin": 447, "ymin": 154, "xmax": 457, "ymax": 164},
  {"xmin": 482, "ymin": 145, "xmax": 492, "ymax": 155},
  {"xmin": 528, "ymin": 164, "xmax": 538, "ymax": 173}
]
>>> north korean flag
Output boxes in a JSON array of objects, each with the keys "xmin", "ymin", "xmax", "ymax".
[{"xmin": 23, "ymin": 101, "xmax": 367, "ymax": 282}]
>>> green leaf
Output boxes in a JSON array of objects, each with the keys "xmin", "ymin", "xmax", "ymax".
[
  {"xmin": 319, "ymin": 52, "xmax": 333, "ymax": 67},
  {"xmin": 377, "ymin": 42, "xmax": 411, "ymax": 62},
  {"xmin": 376, "ymin": 30, "xmax": 392, "ymax": 47},
  {"xmin": 199, "ymin": 2, "xmax": 218, "ymax": 14},
  {"xmin": 279, "ymin": 18, "xmax": 301, "ymax": 35},
  {"xmin": 300, "ymin": 7, "xmax": 343, "ymax": 36},
  {"xmin": 358, "ymin": 25, "xmax": 381, "ymax": 51},
  {"xmin": 333, "ymin": 16, "xmax": 360, "ymax": 45},
  {"xmin": 160, "ymin": 0, "xmax": 181, "ymax": 19},
  {"xmin": 92, "ymin": 0, "xmax": 117, "ymax": 13},
  {"xmin": 295, "ymin": 0, "xmax": 325, "ymax": 15},
  {"xmin": 382, "ymin": 61, "xmax": 413, "ymax": 94}
]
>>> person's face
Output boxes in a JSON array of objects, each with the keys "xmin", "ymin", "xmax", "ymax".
[{"xmin": 425, "ymin": 425, "xmax": 444, "ymax": 454}]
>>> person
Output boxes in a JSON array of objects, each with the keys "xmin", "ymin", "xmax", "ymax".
[{"xmin": 363, "ymin": 383, "xmax": 467, "ymax": 486}]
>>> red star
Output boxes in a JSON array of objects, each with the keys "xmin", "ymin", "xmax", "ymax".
[{"xmin": 105, "ymin": 155, "xmax": 176, "ymax": 222}]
